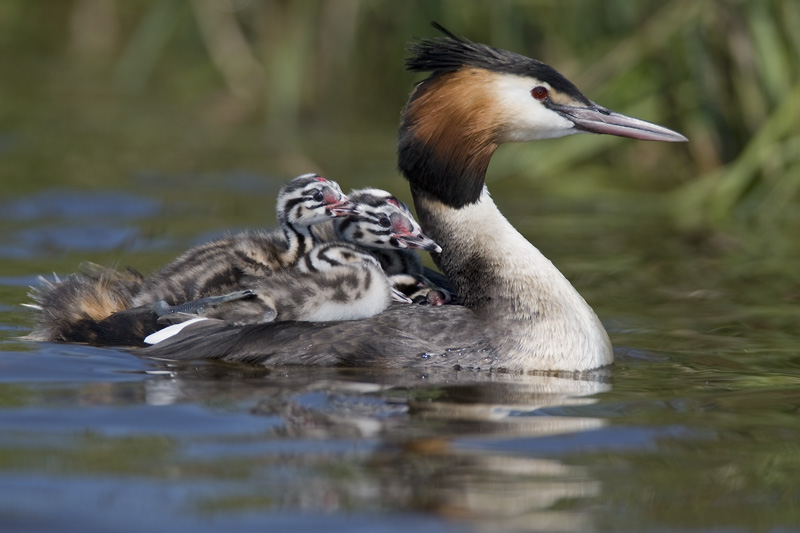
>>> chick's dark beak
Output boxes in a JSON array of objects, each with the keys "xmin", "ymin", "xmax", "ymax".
[
  {"xmin": 396, "ymin": 233, "xmax": 442, "ymax": 253},
  {"xmin": 326, "ymin": 200, "xmax": 360, "ymax": 217}
]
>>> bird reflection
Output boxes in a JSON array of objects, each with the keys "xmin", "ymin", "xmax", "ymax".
[{"xmin": 138, "ymin": 365, "xmax": 609, "ymax": 531}]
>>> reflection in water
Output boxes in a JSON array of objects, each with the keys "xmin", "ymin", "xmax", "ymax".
[
  {"xmin": 139, "ymin": 365, "xmax": 610, "ymax": 531},
  {"xmin": 0, "ymin": 337, "xmax": 612, "ymax": 531}
]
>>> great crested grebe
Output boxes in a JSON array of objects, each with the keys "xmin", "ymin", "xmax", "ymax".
[
  {"xmin": 139, "ymin": 26, "xmax": 687, "ymax": 372},
  {"xmin": 24, "ymin": 174, "xmax": 355, "ymax": 343},
  {"xmin": 25, "ymin": 177, "xmax": 437, "ymax": 342},
  {"xmin": 37, "ymin": 26, "xmax": 688, "ymax": 372},
  {"xmin": 151, "ymin": 241, "xmax": 396, "ymax": 328},
  {"xmin": 150, "ymin": 190, "xmax": 444, "ymax": 325},
  {"xmin": 315, "ymin": 187, "xmax": 451, "ymax": 303},
  {"xmin": 323, "ymin": 187, "xmax": 441, "ymax": 260},
  {"xmin": 131, "ymin": 173, "xmax": 357, "ymax": 309}
]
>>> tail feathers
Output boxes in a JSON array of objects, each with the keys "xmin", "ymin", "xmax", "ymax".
[{"xmin": 24, "ymin": 265, "xmax": 145, "ymax": 343}]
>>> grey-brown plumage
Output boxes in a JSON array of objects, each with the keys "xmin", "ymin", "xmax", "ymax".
[
  {"xmin": 24, "ymin": 174, "xmax": 355, "ymax": 343},
  {"xmin": 132, "ymin": 229, "xmax": 288, "ymax": 308},
  {"xmin": 150, "ymin": 192, "xmax": 444, "ymax": 326},
  {"xmin": 24, "ymin": 263, "xmax": 150, "ymax": 344},
  {"xmin": 131, "ymin": 174, "xmax": 355, "ymax": 308},
  {"xmin": 155, "ymin": 242, "xmax": 393, "ymax": 326},
  {"xmin": 315, "ymin": 187, "xmax": 452, "ymax": 304}
]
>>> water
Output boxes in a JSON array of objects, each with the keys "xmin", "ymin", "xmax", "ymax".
[
  {"xmin": 3, "ymin": 165, "xmax": 800, "ymax": 532},
  {"xmin": 3, "ymin": 47, "xmax": 800, "ymax": 532}
]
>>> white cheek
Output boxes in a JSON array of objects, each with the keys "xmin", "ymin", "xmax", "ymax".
[{"xmin": 491, "ymin": 74, "xmax": 577, "ymax": 142}]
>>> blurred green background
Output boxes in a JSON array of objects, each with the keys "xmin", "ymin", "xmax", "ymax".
[{"xmin": 1, "ymin": 0, "xmax": 798, "ymax": 266}]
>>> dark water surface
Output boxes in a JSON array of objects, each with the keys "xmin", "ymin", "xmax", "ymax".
[{"xmin": 3, "ymin": 157, "xmax": 800, "ymax": 532}]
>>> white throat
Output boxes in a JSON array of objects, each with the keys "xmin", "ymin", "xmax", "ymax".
[{"xmin": 416, "ymin": 186, "xmax": 613, "ymax": 371}]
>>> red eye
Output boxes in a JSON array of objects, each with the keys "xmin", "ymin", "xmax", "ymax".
[{"xmin": 531, "ymin": 86, "xmax": 549, "ymax": 100}]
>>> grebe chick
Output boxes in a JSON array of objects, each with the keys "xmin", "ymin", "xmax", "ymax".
[
  {"xmin": 329, "ymin": 188, "xmax": 440, "ymax": 258},
  {"xmin": 154, "ymin": 242, "xmax": 395, "ymax": 326},
  {"xmin": 131, "ymin": 173, "xmax": 356, "ymax": 308},
  {"xmin": 140, "ymin": 25, "xmax": 686, "ymax": 372},
  {"xmin": 24, "ymin": 174, "xmax": 355, "ymax": 344},
  {"xmin": 315, "ymin": 187, "xmax": 452, "ymax": 304},
  {"xmin": 24, "ymin": 263, "xmax": 146, "ymax": 343}
]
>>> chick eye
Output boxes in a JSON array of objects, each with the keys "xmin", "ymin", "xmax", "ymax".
[
  {"xmin": 378, "ymin": 217, "xmax": 391, "ymax": 228},
  {"xmin": 531, "ymin": 86, "xmax": 549, "ymax": 100},
  {"xmin": 312, "ymin": 190, "xmax": 324, "ymax": 202}
]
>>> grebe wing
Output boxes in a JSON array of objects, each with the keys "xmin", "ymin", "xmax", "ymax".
[{"xmin": 138, "ymin": 304, "xmax": 485, "ymax": 368}]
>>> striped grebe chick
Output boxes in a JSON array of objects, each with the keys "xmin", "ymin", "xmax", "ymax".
[
  {"xmin": 131, "ymin": 174, "xmax": 356, "ymax": 308},
  {"xmin": 152, "ymin": 242, "xmax": 394, "ymax": 327},
  {"xmin": 315, "ymin": 188, "xmax": 452, "ymax": 304},
  {"xmin": 24, "ymin": 174, "xmax": 355, "ymax": 343}
]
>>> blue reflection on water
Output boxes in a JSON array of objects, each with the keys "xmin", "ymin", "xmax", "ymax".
[
  {"xmin": 12, "ymin": 224, "xmax": 140, "ymax": 253},
  {"xmin": 0, "ymin": 475, "xmax": 461, "ymax": 533},
  {"xmin": 2, "ymin": 190, "xmax": 160, "ymax": 221},
  {"xmin": 0, "ymin": 189, "xmax": 163, "ymax": 258},
  {"xmin": 0, "ymin": 404, "xmax": 283, "ymax": 438},
  {"xmin": 0, "ymin": 345, "xmax": 154, "ymax": 384}
]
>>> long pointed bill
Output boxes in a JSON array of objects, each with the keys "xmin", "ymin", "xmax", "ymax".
[{"xmin": 558, "ymin": 103, "xmax": 688, "ymax": 142}]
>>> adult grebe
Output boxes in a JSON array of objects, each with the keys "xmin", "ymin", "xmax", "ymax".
[{"xmin": 55, "ymin": 26, "xmax": 689, "ymax": 372}]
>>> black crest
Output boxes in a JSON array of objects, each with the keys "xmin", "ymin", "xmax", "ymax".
[{"xmin": 406, "ymin": 22, "xmax": 589, "ymax": 104}]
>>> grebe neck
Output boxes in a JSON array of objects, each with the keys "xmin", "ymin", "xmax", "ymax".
[
  {"xmin": 411, "ymin": 186, "xmax": 611, "ymax": 358},
  {"xmin": 280, "ymin": 220, "xmax": 316, "ymax": 268}
]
